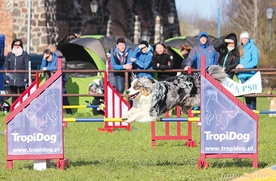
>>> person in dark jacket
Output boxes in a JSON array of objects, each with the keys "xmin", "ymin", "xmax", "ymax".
[
  {"xmin": 217, "ymin": 33, "xmax": 240, "ymax": 79},
  {"xmin": 152, "ymin": 42, "xmax": 174, "ymax": 80},
  {"xmin": 4, "ymin": 38, "xmax": 29, "ymax": 103}
]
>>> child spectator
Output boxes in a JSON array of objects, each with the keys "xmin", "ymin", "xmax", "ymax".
[
  {"xmin": 179, "ymin": 43, "xmax": 192, "ymax": 70},
  {"xmin": 88, "ymin": 78, "xmax": 104, "ymax": 115}
]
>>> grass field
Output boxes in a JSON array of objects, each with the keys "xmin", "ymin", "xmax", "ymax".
[{"xmin": 0, "ymin": 97, "xmax": 276, "ymax": 181}]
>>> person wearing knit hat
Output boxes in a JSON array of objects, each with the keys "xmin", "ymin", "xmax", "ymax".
[
  {"xmin": 236, "ymin": 30, "xmax": 259, "ymax": 110},
  {"xmin": 217, "ymin": 33, "xmax": 240, "ymax": 79},
  {"xmin": 239, "ymin": 31, "xmax": 250, "ymax": 40}
]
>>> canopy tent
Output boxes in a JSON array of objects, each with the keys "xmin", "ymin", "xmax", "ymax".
[
  {"xmin": 57, "ymin": 35, "xmax": 137, "ymax": 113},
  {"xmin": 57, "ymin": 35, "xmax": 108, "ymax": 113},
  {"xmin": 58, "ymin": 37, "xmax": 107, "ymax": 78}
]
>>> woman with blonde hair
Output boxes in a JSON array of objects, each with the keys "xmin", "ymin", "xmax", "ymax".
[{"xmin": 236, "ymin": 31, "xmax": 259, "ymax": 110}]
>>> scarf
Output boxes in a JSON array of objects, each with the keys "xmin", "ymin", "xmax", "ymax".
[{"xmin": 12, "ymin": 47, "xmax": 23, "ymax": 57}]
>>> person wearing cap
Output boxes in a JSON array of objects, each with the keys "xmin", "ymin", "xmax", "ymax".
[
  {"xmin": 237, "ymin": 31, "xmax": 259, "ymax": 110},
  {"xmin": 217, "ymin": 33, "xmax": 240, "ymax": 79},
  {"xmin": 184, "ymin": 32, "xmax": 219, "ymax": 70},
  {"xmin": 110, "ymin": 37, "xmax": 133, "ymax": 94},
  {"xmin": 130, "ymin": 40, "xmax": 153, "ymax": 78},
  {"xmin": 4, "ymin": 38, "xmax": 30, "ymax": 103},
  {"xmin": 152, "ymin": 42, "xmax": 175, "ymax": 81}
]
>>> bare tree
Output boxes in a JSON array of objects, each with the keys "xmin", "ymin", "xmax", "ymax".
[{"xmin": 221, "ymin": 0, "xmax": 273, "ymax": 48}]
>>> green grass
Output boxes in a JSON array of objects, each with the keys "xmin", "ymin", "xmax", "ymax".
[{"xmin": 0, "ymin": 97, "xmax": 276, "ymax": 181}]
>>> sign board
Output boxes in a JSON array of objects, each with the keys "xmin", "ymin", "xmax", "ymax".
[
  {"xmin": 7, "ymin": 77, "xmax": 63, "ymax": 155},
  {"xmin": 222, "ymin": 72, "xmax": 262, "ymax": 96},
  {"xmin": 201, "ymin": 76, "xmax": 257, "ymax": 154}
]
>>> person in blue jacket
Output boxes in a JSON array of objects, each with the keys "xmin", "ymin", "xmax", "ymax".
[
  {"xmin": 41, "ymin": 48, "xmax": 72, "ymax": 114},
  {"xmin": 130, "ymin": 40, "xmax": 153, "ymax": 78},
  {"xmin": 40, "ymin": 49, "xmax": 59, "ymax": 75},
  {"xmin": 110, "ymin": 38, "xmax": 132, "ymax": 94},
  {"xmin": 184, "ymin": 32, "xmax": 219, "ymax": 70},
  {"xmin": 236, "ymin": 31, "xmax": 259, "ymax": 110}
]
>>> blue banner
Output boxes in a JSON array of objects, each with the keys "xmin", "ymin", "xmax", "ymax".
[
  {"xmin": 8, "ymin": 77, "xmax": 63, "ymax": 155},
  {"xmin": 201, "ymin": 76, "xmax": 257, "ymax": 154}
]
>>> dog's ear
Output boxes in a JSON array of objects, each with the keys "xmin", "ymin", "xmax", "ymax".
[
  {"xmin": 148, "ymin": 77, "xmax": 156, "ymax": 83},
  {"xmin": 130, "ymin": 72, "xmax": 137, "ymax": 80}
]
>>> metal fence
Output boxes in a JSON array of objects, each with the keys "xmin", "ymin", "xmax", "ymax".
[{"xmin": 1, "ymin": 68, "xmax": 276, "ymax": 100}]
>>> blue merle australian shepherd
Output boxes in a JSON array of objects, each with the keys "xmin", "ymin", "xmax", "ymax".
[{"xmin": 121, "ymin": 65, "xmax": 227, "ymax": 123}]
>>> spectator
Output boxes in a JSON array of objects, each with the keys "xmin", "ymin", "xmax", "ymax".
[
  {"xmin": 88, "ymin": 78, "xmax": 104, "ymax": 116},
  {"xmin": 152, "ymin": 42, "xmax": 174, "ymax": 81},
  {"xmin": 4, "ymin": 38, "xmax": 29, "ymax": 103},
  {"xmin": 130, "ymin": 40, "xmax": 153, "ymax": 78},
  {"xmin": 237, "ymin": 31, "xmax": 259, "ymax": 110},
  {"xmin": 179, "ymin": 43, "xmax": 192, "ymax": 70},
  {"xmin": 41, "ymin": 47, "xmax": 72, "ymax": 114},
  {"xmin": 185, "ymin": 32, "xmax": 219, "ymax": 70},
  {"xmin": 110, "ymin": 38, "xmax": 132, "ymax": 94},
  {"xmin": 217, "ymin": 33, "xmax": 240, "ymax": 79},
  {"xmin": 106, "ymin": 50, "xmax": 116, "ymax": 87}
]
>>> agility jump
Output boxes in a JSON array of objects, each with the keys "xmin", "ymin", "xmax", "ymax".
[
  {"xmin": 5, "ymin": 55, "xmax": 262, "ymax": 170},
  {"xmin": 63, "ymin": 117, "xmax": 200, "ymax": 123}
]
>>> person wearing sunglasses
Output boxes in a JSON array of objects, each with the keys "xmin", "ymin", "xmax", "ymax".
[
  {"xmin": 40, "ymin": 49, "xmax": 56, "ymax": 77},
  {"xmin": 4, "ymin": 38, "xmax": 30, "ymax": 103},
  {"xmin": 40, "ymin": 47, "xmax": 73, "ymax": 114}
]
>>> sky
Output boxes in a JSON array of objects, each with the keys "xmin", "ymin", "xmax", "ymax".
[{"xmin": 175, "ymin": 0, "xmax": 221, "ymax": 20}]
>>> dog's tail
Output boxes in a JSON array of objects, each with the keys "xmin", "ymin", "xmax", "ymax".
[{"xmin": 206, "ymin": 65, "xmax": 228, "ymax": 83}]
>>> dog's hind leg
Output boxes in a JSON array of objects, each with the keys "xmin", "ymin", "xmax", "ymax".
[
  {"xmin": 134, "ymin": 113, "xmax": 158, "ymax": 123},
  {"xmin": 125, "ymin": 112, "xmax": 157, "ymax": 123}
]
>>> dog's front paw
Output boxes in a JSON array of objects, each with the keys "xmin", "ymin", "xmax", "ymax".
[
  {"xmin": 121, "ymin": 114, "xmax": 129, "ymax": 121},
  {"xmin": 124, "ymin": 118, "xmax": 135, "ymax": 123}
]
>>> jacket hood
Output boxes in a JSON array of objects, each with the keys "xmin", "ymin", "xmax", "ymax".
[
  {"xmin": 241, "ymin": 38, "xmax": 255, "ymax": 50},
  {"xmin": 198, "ymin": 32, "xmax": 209, "ymax": 48},
  {"xmin": 225, "ymin": 33, "xmax": 237, "ymax": 48}
]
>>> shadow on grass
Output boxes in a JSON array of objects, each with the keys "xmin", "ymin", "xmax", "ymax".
[
  {"xmin": 210, "ymin": 159, "xmax": 267, "ymax": 168},
  {"xmin": 146, "ymin": 158, "xmax": 198, "ymax": 166},
  {"xmin": 68, "ymin": 159, "xmax": 101, "ymax": 167}
]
